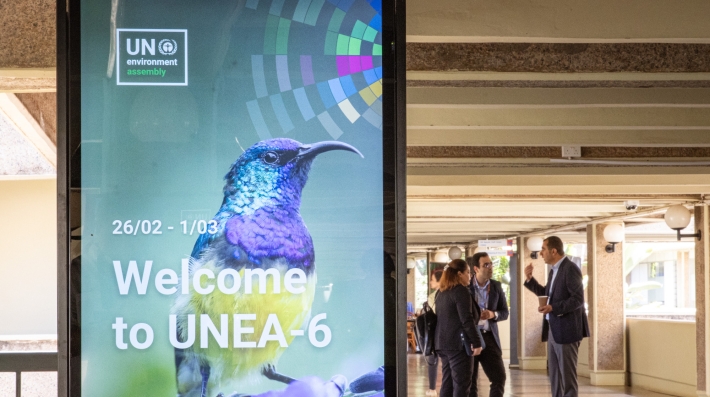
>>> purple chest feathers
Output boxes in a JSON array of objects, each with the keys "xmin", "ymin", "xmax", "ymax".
[{"xmin": 224, "ymin": 206, "xmax": 315, "ymax": 269}]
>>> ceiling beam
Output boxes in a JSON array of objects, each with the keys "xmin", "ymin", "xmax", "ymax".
[
  {"xmin": 408, "ymin": 129, "xmax": 710, "ymax": 147},
  {"xmin": 408, "ymin": 71, "xmax": 710, "ymax": 82},
  {"xmin": 408, "ymin": 166, "xmax": 710, "ymax": 195},
  {"xmin": 408, "ymin": 217, "xmax": 594, "ymax": 222},
  {"xmin": 408, "ymin": 198, "xmax": 642, "ymax": 204},
  {"xmin": 0, "ymin": 69, "xmax": 56, "ymax": 93},
  {"xmin": 408, "ymin": 147, "xmax": 710, "ymax": 158},
  {"xmin": 407, "ymin": 88, "xmax": 710, "ymax": 147},
  {"xmin": 407, "ymin": 43, "xmax": 710, "ymax": 73},
  {"xmin": 407, "ymin": 72, "xmax": 710, "ymax": 89},
  {"xmin": 408, "ymin": 0, "xmax": 710, "ymax": 43},
  {"xmin": 408, "ymin": 201, "xmax": 639, "ymax": 213},
  {"xmin": 408, "ymin": 107, "xmax": 710, "ymax": 128},
  {"xmin": 513, "ymin": 203, "xmax": 689, "ymax": 238},
  {"xmin": 408, "ymin": 87, "xmax": 710, "ymax": 106}
]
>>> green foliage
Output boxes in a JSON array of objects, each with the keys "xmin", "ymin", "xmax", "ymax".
[
  {"xmin": 492, "ymin": 256, "xmax": 509, "ymax": 283},
  {"xmin": 491, "ymin": 256, "xmax": 511, "ymax": 305}
]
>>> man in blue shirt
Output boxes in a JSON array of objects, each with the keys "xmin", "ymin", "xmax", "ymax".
[
  {"xmin": 468, "ymin": 252, "xmax": 509, "ymax": 397},
  {"xmin": 524, "ymin": 236, "xmax": 590, "ymax": 397}
]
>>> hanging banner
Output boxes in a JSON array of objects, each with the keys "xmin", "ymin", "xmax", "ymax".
[
  {"xmin": 66, "ymin": 0, "xmax": 399, "ymax": 396},
  {"xmin": 482, "ymin": 250, "xmax": 514, "ymax": 257},
  {"xmin": 477, "ymin": 239, "xmax": 512, "ymax": 247}
]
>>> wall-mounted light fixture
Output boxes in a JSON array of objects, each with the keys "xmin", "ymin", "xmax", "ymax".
[
  {"xmin": 448, "ymin": 246, "xmax": 462, "ymax": 260},
  {"xmin": 603, "ymin": 223, "xmax": 624, "ymax": 253},
  {"xmin": 406, "ymin": 257, "xmax": 416, "ymax": 274},
  {"xmin": 527, "ymin": 236, "xmax": 543, "ymax": 259},
  {"xmin": 664, "ymin": 205, "xmax": 701, "ymax": 241}
]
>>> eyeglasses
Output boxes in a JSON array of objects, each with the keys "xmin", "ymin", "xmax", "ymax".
[{"xmin": 480, "ymin": 262, "xmax": 494, "ymax": 269}]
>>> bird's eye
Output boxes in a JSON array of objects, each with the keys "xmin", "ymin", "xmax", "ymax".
[{"xmin": 263, "ymin": 151, "xmax": 279, "ymax": 164}]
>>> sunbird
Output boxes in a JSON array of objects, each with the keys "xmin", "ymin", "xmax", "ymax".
[{"xmin": 173, "ymin": 138, "xmax": 362, "ymax": 397}]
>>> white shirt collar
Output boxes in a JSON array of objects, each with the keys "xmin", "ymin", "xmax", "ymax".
[
  {"xmin": 550, "ymin": 256, "xmax": 565, "ymax": 270},
  {"xmin": 475, "ymin": 277, "xmax": 490, "ymax": 289}
]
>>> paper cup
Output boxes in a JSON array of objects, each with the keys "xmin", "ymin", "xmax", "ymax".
[{"xmin": 538, "ymin": 296, "xmax": 548, "ymax": 308}]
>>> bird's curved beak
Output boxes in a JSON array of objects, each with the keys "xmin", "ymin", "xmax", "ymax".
[{"xmin": 297, "ymin": 141, "xmax": 364, "ymax": 159}]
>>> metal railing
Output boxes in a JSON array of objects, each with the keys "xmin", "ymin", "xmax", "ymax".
[{"xmin": 0, "ymin": 352, "xmax": 58, "ymax": 397}]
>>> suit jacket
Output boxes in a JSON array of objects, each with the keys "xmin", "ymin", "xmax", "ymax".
[
  {"xmin": 524, "ymin": 257, "xmax": 590, "ymax": 344},
  {"xmin": 434, "ymin": 284, "xmax": 482, "ymax": 351},
  {"xmin": 468, "ymin": 279, "xmax": 509, "ymax": 350}
]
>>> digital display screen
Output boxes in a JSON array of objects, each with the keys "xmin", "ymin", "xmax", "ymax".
[{"xmin": 76, "ymin": 0, "xmax": 391, "ymax": 395}]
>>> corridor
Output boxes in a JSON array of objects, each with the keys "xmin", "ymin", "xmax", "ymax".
[{"xmin": 407, "ymin": 355, "xmax": 674, "ymax": 397}]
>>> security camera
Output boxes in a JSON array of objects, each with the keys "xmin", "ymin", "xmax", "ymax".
[{"xmin": 624, "ymin": 200, "xmax": 640, "ymax": 211}]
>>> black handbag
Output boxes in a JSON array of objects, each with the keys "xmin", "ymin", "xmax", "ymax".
[{"xmin": 414, "ymin": 294, "xmax": 438, "ymax": 356}]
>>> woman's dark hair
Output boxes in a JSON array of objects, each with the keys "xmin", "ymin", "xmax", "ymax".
[
  {"xmin": 431, "ymin": 269, "xmax": 443, "ymax": 282},
  {"xmin": 439, "ymin": 259, "xmax": 469, "ymax": 291}
]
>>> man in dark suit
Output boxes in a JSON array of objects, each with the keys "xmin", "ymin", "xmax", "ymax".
[
  {"xmin": 524, "ymin": 236, "xmax": 590, "ymax": 397},
  {"xmin": 468, "ymin": 252, "xmax": 509, "ymax": 397}
]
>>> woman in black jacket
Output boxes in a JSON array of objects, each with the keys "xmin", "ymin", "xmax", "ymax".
[{"xmin": 434, "ymin": 259, "xmax": 482, "ymax": 397}]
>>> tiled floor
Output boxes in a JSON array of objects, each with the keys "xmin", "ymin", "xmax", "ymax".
[
  {"xmin": 0, "ymin": 355, "xmax": 678, "ymax": 397},
  {"xmin": 407, "ymin": 354, "xmax": 676, "ymax": 397}
]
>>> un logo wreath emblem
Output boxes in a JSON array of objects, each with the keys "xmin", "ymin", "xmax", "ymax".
[{"xmin": 158, "ymin": 39, "xmax": 178, "ymax": 56}]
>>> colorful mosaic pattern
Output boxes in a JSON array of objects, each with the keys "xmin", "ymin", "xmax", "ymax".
[{"xmin": 245, "ymin": 0, "xmax": 383, "ymax": 139}]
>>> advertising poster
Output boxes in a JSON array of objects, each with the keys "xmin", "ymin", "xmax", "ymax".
[{"xmin": 77, "ymin": 0, "xmax": 390, "ymax": 396}]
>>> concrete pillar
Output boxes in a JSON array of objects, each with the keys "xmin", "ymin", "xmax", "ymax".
[
  {"xmin": 517, "ymin": 236, "xmax": 547, "ymax": 370},
  {"xmin": 407, "ymin": 261, "xmax": 415, "ymax": 311},
  {"xmin": 509, "ymin": 252, "xmax": 520, "ymax": 368},
  {"xmin": 586, "ymin": 223, "xmax": 626, "ymax": 386},
  {"xmin": 695, "ymin": 206, "xmax": 710, "ymax": 397}
]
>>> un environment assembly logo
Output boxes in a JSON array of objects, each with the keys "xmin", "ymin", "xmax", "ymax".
[
  {"xmin": 116, "ymin": 29, "xmax": 188, "ymax": 86},
  {"xmin": 158, "ymin": 39, "xmax": 178, "ymax": 56}
]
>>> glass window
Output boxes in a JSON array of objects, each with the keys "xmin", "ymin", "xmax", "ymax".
[
  {"xmin": 564, "ymin": 243, "xmax": 588, "ymax": 307},
  {"xmin": 413, "ymin": 258, "xmax": 429, "ymax": 309},
  {"xmin": 489, "ymin": 254, "xmax": 511, "ymax": 305},
  {"xmin": 625, "ymin": 242, "xmax": 695, "ymax": 318}
]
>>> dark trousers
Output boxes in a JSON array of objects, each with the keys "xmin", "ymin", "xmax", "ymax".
[
  {"xmin": 426, "ymin": 354, "xmax": 439, "ymax": 390},
  {"xmin": 469, "ymin": 331, "xmax": 506, "ymax": 397},
  {"xmin": 438, "ymin": 349, "xmax": 473, "ymax": 397},
  {"xmin": 548, "ymin": 329, "xmax": 580, "ymax": 397}
]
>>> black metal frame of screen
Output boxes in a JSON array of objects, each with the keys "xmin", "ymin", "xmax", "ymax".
[{"xmin": 56, "ymin": 0, "xmax": 407, "ymax": 396}]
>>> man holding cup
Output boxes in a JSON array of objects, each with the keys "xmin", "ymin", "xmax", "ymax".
[{"xmin": 524, "ymin": 236, "xmax": 589, "ymax": 397}]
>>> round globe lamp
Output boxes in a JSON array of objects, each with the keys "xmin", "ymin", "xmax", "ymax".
[
  {"xmin": 603, "ymin": 223, "xmax": 624, "ymax": 253},
  {"xmin": 406, "ymin": 257, "xmax": 416, "ymax": 269},
  {"xmin": 433, "ymin": 251, "xmax": 449, "ymax": 263},
  {"xmin": 526, "ymin": 236, "xmax": 544, "ymax": 259},
  {"xmin": 448, "ymin": 246, "xmax": 462, "ymax": 260},
  {"xmin": 664, "ymin": 205, "xmax": 701, "ymax": 241}
]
